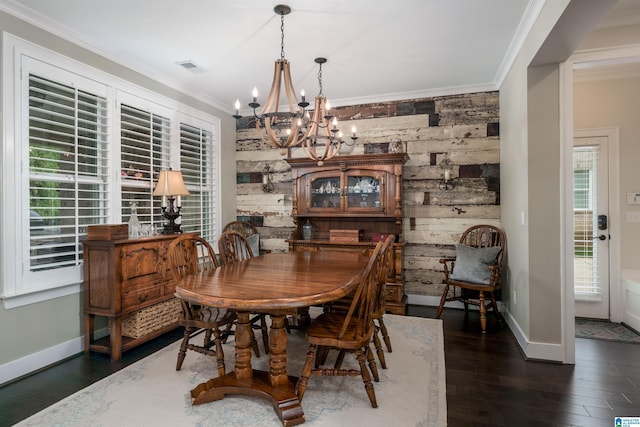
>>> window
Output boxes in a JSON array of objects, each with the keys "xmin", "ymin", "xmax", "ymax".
[
  {"xmin": 28, "ymin": 74, "xmax": 109, "ymax": 282},
  {"xmin": 573, "ymin": 146, "xmax": 597, "ymax": 211},
  {"xmin": 2, "ymin": 34, "xmax": 220, "ymax": 306},
  {"xmin": 178, "ymin": 120, "xmax": 217, "ymax": 242},
  {"xmin": 120, "ymin": 103, "xmax": 171, "ymax": 230},
  {"xmin": 573, "ymin": 169, "xmax": 592, "ymax": 210}
]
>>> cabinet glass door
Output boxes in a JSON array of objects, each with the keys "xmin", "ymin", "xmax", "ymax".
[
  {"xmin": 309, "ymin": 174, "xmax": 342, "ymax": 210},
  {"xmin": 346, "ymin": 174, "xmax": 383, "ymax": 211}
]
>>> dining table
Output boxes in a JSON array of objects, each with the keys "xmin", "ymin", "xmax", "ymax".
[{"xmin": 175, "ymin": 249, "xmax": 370, "ymax": 426}]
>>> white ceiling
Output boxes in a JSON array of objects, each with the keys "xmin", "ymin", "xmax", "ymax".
[{"xmin": 0, "ymin": 0, "xmax": 637, "ymax": 114}]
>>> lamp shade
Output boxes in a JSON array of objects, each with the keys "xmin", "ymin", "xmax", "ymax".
[{"xmin": 152, "ymin": 169, "xmax": 190, "ymax": 196}]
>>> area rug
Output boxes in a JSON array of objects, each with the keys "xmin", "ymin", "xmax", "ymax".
[
  {"xmin": 16, "ymin": 314, "xmax": 446, "ymax": 427},
  {"xmin": 575, "ymin": 318, "xmax": 640, "ymax": 344}
]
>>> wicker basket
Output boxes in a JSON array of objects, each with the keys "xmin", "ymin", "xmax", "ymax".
[{"xmin": 122, "ymin": 298, "xmax": 182, "ymax": 338}]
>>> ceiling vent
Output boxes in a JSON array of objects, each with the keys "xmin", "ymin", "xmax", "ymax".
[{"xmin": 176, "ymin": 60, "xmax": 204, "ymax": 73}]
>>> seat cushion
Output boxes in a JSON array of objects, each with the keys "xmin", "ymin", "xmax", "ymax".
[{"xmin": 449, "ymin": 244, "xmax": 501, "ymax": 284}]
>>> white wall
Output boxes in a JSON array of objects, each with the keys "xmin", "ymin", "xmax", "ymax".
[{"xmin": 500, "ymin": 1, "xmax": 571, "ymax": 352}]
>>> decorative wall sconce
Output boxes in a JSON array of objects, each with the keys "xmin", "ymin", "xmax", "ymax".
[
  {"xmin": 152, "ymin": 169, "xmax": 190, "ymax": 234},
  {"xmin": 262, "ymin": 164, "xmax": 275, "ymax": 193},
  {"xmin": 439, "ymin": 157, "xmax": 456, "ymax": 191}
]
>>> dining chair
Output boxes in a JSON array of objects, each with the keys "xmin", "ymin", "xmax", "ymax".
[
  {"xmin": 296, "ymin": 239, "xmax": 385, "ymax": 408},
  {"xmin": 222, "ymin": 220, "xmax": 260, "ymax": 256},
  {"xmin": 322, "ymin": 234, "xmax": 396, "ymax": 369},
  {"xmin": 217, "ymin": 230, "xmax": 268, "ymax": 354},
  {"xmin": 167, "ymin": 234, "xmax": 236, "ymax": 374},
  {"xmin": 435, "ymin": 224, "xmax": 506, "ymax": 333},
  {"xmin": 371, "ymin": 234, "xmax": 396, "ymax": 368}
]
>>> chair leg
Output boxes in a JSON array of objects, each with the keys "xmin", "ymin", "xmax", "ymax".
[
  {"xmin": 175, "ymin": 327, "xmax": 192, "ymax": 371},
  {"xmin": 249, "ymin": 327, "xmax": 261, "ymax": 358},
  {"xmin": 260, "ymin": 314, "xmax": 269, "ymax": 354},
  {"xmin": 435, "ymin": 284, "xmax": 449, "ymax": 318},
  {"xmin": 356, "ymin": 348, "xmax": 378, "ymax": 408},
  {"xmin": 317, "ymin": 346, "xmax": 330, "ymax": 367},
  {"xmin": 478, "ymin": 291, "xmax": 487, "ymax": 333},
  {"xmin": 333, "ymin": 350, "xmax": 346, "ymax": 369},
  {"xmin": 372, "ymin": 328, "xmax": 387, "ymax": 369},
  {"xmin": 212, "ymin": 328, "xmax": 226, "ymax": 377},
  {"xmin": 203, "ymin": 328, "xmax": 213, "ymax": 350},
  {"xmin": 366, "ymin": 345, "xmax": 380, "ymax": 382},
  {"xmin": 297, "ymin": 344, "xmax": 317, "ymax": 402},
  {"xmin": 377, "ymin": 317, "xmax": 392, "ymax": 352},
  {"xmin": 490, "ymin": 292, "xmax": 501, "ymax": 320}
]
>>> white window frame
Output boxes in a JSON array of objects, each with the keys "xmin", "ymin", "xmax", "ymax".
[{"xmin": 2, "ymin": 33, "xmax": 221, "ymax": 308}]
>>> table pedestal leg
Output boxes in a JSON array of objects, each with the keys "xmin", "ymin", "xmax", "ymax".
[{"xmin": 189, "ymin": 311, "xmax": 305, "ymax": 426}]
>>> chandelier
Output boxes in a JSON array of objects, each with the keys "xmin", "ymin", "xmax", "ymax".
[
  {"xmin": 299, "ymin": 58, "xmax": 358, "ymax": 165},
  {"xmin": 233, "ymin": 5, "xmax": 304, "ymax": 155}
]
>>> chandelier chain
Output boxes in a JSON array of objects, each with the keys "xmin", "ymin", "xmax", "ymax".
[
  {"xmin": 318, "ymin": 61, "xmax": 324, "ymax": 96},
  {"xmin": 280, "ymin": 12, "xmax": 285, "ymax": 61}
]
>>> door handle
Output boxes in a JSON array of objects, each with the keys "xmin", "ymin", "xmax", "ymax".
[{"xmin": 593, "ymin": 235, "xmax": 607, "ymax": 241}]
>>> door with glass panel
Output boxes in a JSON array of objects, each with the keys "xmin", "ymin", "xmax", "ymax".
[{"xmin": 573, "ymin": 136, "xmax": 610, "ymax": 319}]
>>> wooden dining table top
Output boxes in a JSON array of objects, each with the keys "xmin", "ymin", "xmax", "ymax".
[{"xmin": 175, "ymin": 250, "xmax": 370, "ymax": 312}]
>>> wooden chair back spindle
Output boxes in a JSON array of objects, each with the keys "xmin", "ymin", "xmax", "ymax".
[{"xmin": 218, "ymin": 230, "xmax": 254, "ymax": 265}]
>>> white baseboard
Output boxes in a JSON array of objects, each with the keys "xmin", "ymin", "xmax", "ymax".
[
  {"xmin": 408, "ymin": 294, "xmax": 567, "ymax": 362},
  {"xmin": 0, "ymin": 327, "xmax": 108, "ymax": 386},
  {"xmin": 502, "ymin": 310, "xmax": 566, "ymax": 362},
  {"xmin": 0, "ymin": 336, "xmax": 82, "ymax": 386}
]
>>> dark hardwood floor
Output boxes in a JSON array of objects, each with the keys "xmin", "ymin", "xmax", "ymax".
[{"xmin": 1, "ymin": 305, "xmax": 639, "ymax": 426}]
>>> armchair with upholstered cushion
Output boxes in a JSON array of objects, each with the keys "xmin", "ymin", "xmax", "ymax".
[{"xmin": 435, "ymin": 224, "xmax": 506, "ymax": 333}]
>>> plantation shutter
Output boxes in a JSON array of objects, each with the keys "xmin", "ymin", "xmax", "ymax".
[
  {"xmin": 28, "ymin": 74, "xmax": 109, "ymax": 272},
  {"xmin": 120, "ymin": 104, "xmax": 170, "ymax": 229},
  {"xmin": 179, "ymin": 122, "xmax": 216, "ymax": 241}
]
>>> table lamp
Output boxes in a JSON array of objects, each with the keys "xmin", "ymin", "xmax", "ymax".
[{"xmin": 152, "ymin": 169, "xmax": 190, "ymax": 234}]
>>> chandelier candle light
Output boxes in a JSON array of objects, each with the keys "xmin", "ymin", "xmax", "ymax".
[{"xmin": 152, "ymin": 169, "xmax": 190, "ymax": 234}]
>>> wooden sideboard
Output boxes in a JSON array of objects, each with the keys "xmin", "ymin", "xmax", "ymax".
[
  {"xmin": 83, "ymin": 233, "xmax": 191, "ymax": 361},
  {"xmin": 286, "ymin": 153, "xmax": 409, "ymax": 315}
]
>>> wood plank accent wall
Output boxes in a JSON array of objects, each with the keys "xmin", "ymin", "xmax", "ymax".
[{"xmin": 234, "ymin": 91, "xmax": 500, "ymax": 298}]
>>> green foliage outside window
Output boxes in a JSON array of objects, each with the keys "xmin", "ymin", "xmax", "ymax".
[{"xmin": 29, "ymin": 145, "xmax": 60, "ymax": 219}]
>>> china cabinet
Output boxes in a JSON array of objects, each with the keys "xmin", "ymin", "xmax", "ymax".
[{"xmin": 286, "ymin": 152, "xmax": 409, "ymax": 314}]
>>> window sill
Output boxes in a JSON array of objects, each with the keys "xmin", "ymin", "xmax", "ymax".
[
  {"xmin": 575, "ymin": 293, "xmax": 602, "ymax": 303},
  {"xmin": 2, "ymin": 283, "xmax": 81, "ymax": 309}
]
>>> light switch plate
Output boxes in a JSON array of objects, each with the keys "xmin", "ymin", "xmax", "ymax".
[{"xmin": 627, "ymin": 193, "xmax": 640, "ymax": 204}]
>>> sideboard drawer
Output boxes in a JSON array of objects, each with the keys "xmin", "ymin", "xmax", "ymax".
[{"xmin": 122, "ymin": 282, "xmax": 163, "ymax": 309}]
